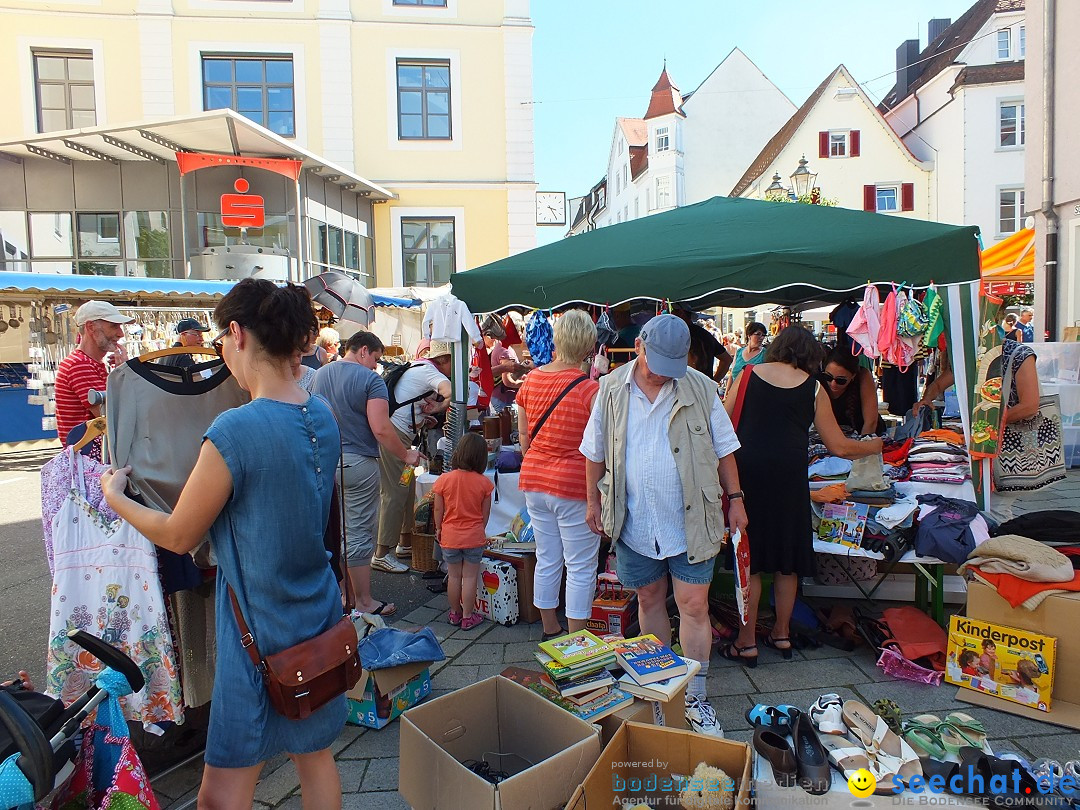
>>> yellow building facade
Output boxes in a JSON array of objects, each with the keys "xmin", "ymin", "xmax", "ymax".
[{"xmin": 0, "ymin": 0, "xmax": 536, "ymax": 286}]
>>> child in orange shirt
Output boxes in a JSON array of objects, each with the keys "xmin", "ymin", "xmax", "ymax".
[{"xmin": 433, "ymin": 433, "xmax": 494, "ymax": 630}]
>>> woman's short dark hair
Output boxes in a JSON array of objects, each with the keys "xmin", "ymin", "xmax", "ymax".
[
  {"xmin": 214, "ymin": 278, "xmax": 316, "ymax": 359},
  {"xmin": 745, "ymin": 321, "xmax": 767, "ymax": 337},
  {"xmin": 451, "ymin": 432, "xmax": 489, "ymax": 475},
  {"xmin": 824, "ymin": 347, "xmax": 860, "ymax": 376},
  {"xmin": 765, "ymin": 325, "xmax": 824, "ymax": 374}
]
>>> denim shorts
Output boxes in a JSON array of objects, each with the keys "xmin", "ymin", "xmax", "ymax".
[
  {"xmin": 441, "ymin": 546, "xmax": 485, "ymax": 565},
  {"xmin": 614, "ymin": 540, "xmax": 715, "ymax": 588}
]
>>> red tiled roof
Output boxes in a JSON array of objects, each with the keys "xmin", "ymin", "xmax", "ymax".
[
  {"xmin": 879, "ymin": 0, "xmax": 1000, "ymax": 111},
  {"xmin": 950, "ymin": 61, "xmax": 1025, "ymax": 92},
  {"xmin": 729, "ymin": 67, "xmax": 839, "ymax": 198},
  {"xmin": 629, "ymin": 145, "xmax": 648, "ymax": 180},
  {"xmin": 617, "ymin": 117, "xmax": 647, "ymax": 147},
  {"xmin": 644, "ymin": 66, "xmax": 685, "ymax": 119}
]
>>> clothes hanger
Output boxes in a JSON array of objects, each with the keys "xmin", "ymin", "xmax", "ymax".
[
  {"xmin": 72, "ymin": 416, "xmax": 107, "ymax": 454},
  {"xmin": 136, "ymin": 346, "xmax": 219, "ymax": 361}
]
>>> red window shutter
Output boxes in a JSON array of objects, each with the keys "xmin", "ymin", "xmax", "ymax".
[
  {"xmin": 819, "ymin": 131, "xmax": 829, "ymax": 159},
  {"xmin": 850, "ymin": 130, "xmax": 861, "ymax": 157},
  {"xmin": 863, "ymin": 185, "xmax": 877, "ymax": 211},
  {"xmin": 901, "ymin": 182, "xmax": 915, "ymax": 211}
]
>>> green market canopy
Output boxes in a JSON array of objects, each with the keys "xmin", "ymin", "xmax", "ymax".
[{"xmin": 450, "ymin": 196, "xmax": 981, "ymax": 312}]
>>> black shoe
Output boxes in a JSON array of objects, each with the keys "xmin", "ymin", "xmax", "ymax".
[
  {"xmin": 791, "ymin": 710, "xmax": 831, "ymax": 795},
  {"xmin": 427, "ymin": 576, "xmax": 448, "ymax": 593}
]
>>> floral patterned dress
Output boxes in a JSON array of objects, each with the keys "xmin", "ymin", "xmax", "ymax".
[{"xmin": 45, "ymin": 451, "xmax": 183, "ymax": 729}]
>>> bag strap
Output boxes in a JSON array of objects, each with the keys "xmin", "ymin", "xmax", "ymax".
[
  {"xmin": 229, "ymin": 584, "xmax": 266, "ymax": 675},
  {"xmin": 730, "ymin": 365, "xmax": 754, "ymax": 430},
  {"xmin": 529, "ymin": 375, "xmax": 589, "ymax": 443}
]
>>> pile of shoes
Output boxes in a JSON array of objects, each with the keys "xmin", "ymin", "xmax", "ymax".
[{"xmin": 750, "ymin": 695, "xmax": 922, "ymax": 796}]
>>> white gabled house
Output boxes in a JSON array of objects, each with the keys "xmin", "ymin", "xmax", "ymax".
[
  {"xmin": 879, "ymin": 0, "xmax": 1026, "ymax": 245},
  {"xmin": 731, "ymin": 65, "xmax": 933, "ymax": 220},
  {"xmin": 567, "ymin": 51, "xmax": 793, "ymax": 236}
]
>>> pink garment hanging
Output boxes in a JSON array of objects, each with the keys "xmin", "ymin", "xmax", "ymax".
[
  {"xmin": 877, "ymin": 285, "xmax": 899, "ymax": 358},
  {"xmin": 847, "ymin": 285, "xmax": 881, "ymax": 359}
]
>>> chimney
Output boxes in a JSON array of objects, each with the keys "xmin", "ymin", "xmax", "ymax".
[
  {"xmin": 895, "ymin": 39, "xmax": 920, "ymax": 96},
  {"xmin": 928, "ymin": 18, "xmax": 952, "ymax": 44}
]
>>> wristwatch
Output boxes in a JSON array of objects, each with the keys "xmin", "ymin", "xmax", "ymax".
[{"xmin": 727, "ymin": 490, "xmax": 744, "ymax": 501}]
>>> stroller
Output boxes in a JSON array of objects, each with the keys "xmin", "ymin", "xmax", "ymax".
[{"xmin": 0, "ymin": 630, "xmax": 154, "ymax": 809}]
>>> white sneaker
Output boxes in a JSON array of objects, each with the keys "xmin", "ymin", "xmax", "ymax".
[
  {"xmin": 685, "ymin": 694, "xmax": 724, "ymax": 738},
  {"xmin": 371, "ymin": 554, "xmax": 410, "ymax": 574}
]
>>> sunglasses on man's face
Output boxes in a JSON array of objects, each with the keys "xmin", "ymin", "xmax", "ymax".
[{"xmin": 821, "ymin": 372, "xmax": 851, "ymax": 386}]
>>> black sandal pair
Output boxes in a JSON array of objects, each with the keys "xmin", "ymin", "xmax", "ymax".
[{"xmin": 764, "ymin": 634, "xmax": 794, "ymax": 660}]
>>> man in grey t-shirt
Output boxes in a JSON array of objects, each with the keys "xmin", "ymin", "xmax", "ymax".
[{"xmin": 311, "ymin": 330, "xmax": 422, "ymax": 615}]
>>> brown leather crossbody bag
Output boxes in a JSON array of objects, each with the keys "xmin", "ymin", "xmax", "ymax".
[{"xmin": 228, "ymin": 447, "xmax": 362, "ymax": 721}]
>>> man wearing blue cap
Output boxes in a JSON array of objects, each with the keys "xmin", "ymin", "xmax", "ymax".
[
  {"xmin": 160, "ymin": 317, "xmax": 210, "ymax": 369},
  {"xmin": 580, "ymin": 313, "xmax": 747, "ymax": 737}
]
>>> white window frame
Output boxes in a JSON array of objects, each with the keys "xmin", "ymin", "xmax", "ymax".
[
  {"xmin": 996, "ymin": 29, "xmax": 1011, "ymax": 60},
  {"xmin": 621, "ymin": 165, "xmax": 627, "ymax": 190},
  {"xmin": 96, "ymin": 213, "xmax": 119, "ymax": 243},
  {"xmin": 188, "ymin": 40, "xmax": 307, "ymax": 144},
  {"xmin": 17, "ymin": 37, "xmax": 107, "ymax": 135},
  {"xmin": 385, "ymin": 0, "xmax": 455, "ymax": 13},
  {"xmin": 829, "ymin": 130, "xmax": 848, "ymax": 158},
  {"xmin": 655, "ymin": 125, "xmax": 669, "ymax": 153},
  {"xmin": 876, "ymin": 184, "xmax": 899, "ymax": 213},
  {"xmin": 388, "ymin": 206, "xmax": 465, "ymax": 286},
  {"xmin": 597, "ymin": 187, "xmax": 606, "ymax": 211},
  {"xmin": 1019, "ymin": 26, "xmax": 1026, "ymax": 58},
  {"xmin": 998, "ymin": 99, "xmax": 1025, "ymax": 149},
  {"xmin": 997, "ymin": 187, "xmax": 1025, "ymax": 238},
  {"xmin": 385, "ymin": 47, "xmax": 462, "ymax": 151},
  {"xmin": 656, "ymin": 175, "xmax": 672, "ymax": 209}
]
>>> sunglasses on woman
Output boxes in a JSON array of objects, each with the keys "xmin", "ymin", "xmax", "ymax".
[
  {"xmin": 820, "ymin": 371, "xmax": 851, "ymax": 386},
  {"xmin": 210, "ymin": 327, "xmax": 229, "ymax": 357}
]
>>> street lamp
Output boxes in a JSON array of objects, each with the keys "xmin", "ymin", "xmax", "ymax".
[
  {"xmin": 790, "ymin": 155, "xmax": 818, "ymax": 199},
  {"xmin": 764, "ymin": 172, "xmax": 788, "ymax": 201}
]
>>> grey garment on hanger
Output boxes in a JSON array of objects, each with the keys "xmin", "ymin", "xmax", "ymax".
[{"xmin": 106, "ymin": 356, "xmax": 249, "ymax": 515}]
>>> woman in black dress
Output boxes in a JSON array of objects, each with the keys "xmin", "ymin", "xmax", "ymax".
[{"xmin": 722, "ymin": 327, "xmax": 883, "ymax": 665}]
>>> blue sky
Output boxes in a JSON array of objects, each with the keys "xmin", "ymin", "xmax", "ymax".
[{"xmin": 531, "ymin": 0, "xmax": 977, "ymax": 245}]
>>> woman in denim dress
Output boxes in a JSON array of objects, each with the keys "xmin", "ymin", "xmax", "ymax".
[{"xmin": 104, "ymin": 278, "xmax": 345, "ymax": 809}]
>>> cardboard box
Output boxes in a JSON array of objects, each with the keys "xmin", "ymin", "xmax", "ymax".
[
  {"xmin": 345, "ymin": 660, "xmax": 431, "ymax": 729},
  {"xmin": 960, "ymin": 579, "xmax": 1080, "ymax": 729},
  {"xmin": 596, "ymin": 688, "xmax": 688, "ymax": 746},
  {"xmin": 945, "ymin": 614, "xmax": 1056, "ymax": 711},
  {"xmin": 484, "ymin": 548, "xmax": 540, "ymax": 624},
  {"xmin": 566, "ymin": 721, "xmax": 752, "ymax": 809},
  {"xmin": 588, "ymin": 586, "xmax": 637, "ymax": 636},
  {"xmin": 399, "ymin": 675, "xmax": 602, "ymax": 810}
]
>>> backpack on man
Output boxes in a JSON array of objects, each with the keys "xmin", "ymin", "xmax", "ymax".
[{"xmin": 380, "ymin": 360, "xmax": 433, "ymax": 416}]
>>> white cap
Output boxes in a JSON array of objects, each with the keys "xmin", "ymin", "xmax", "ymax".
[{"xmin": 75, "ymin": 300, "xmax": 135, "ymax": 327}]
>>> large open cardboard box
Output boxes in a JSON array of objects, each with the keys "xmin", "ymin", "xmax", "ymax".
[
  {"xmin": 399, "ymin": 675, "xmax": 602, "ymax": 810},
  {"xmin": 566, "ymin": 721, "xmax": 753, "ymax": 809},
  {"xmin": 960, "ymin": 579, "xmax": 1080, "ymax": 730}
]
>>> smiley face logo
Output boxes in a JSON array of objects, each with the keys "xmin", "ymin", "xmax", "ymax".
[{"xmin": 847, "ymin": 768, "xmax": 877, "ymax": 797}]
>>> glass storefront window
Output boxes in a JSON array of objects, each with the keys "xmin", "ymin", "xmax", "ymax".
[
  {"xmin": 198, "ymin": 212, "xmax": 290, "ymax": 251},
  {"xmin": 125, "ymin": 211, "xmax": 170, "ymax": 277},
  {"xmin": 344, "ymin": 231, "xmax": 359, "ymax": 271},
  {"xmin": 327, "ymin": 226, "xmax": 344, "ymax": 267},
  {"xmin": 0, "ymin": 211, "xmax": 30, "ymax": 272},
  {"xmin": 76, "ymin": 260, "xmax": 121, "ymax": 276},
  {"xmin": 29, "ymin": 212, "xmax": 73, "ymax": 258},
  {"xmin": 77, "ymin": 213, "xmax": 121, "ymax": 258}
]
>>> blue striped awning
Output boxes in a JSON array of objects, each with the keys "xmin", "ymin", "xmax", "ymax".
[{"xmin": 0, "ymin": 272, "xmax": 419, "ymax": 307}]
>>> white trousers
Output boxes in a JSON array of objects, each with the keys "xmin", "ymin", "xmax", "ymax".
[{"xmin": 525, "ymin": 490, "xmax": 601, "ymax": 620}]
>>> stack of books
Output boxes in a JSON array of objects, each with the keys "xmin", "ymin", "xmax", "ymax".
[
  {"xmin": 501, "ymin": 630, "xmax": 632, "ymax": 722},
  {"xmin": 611, "ymin": 634, "xmax": 695, "ymax": 701}
]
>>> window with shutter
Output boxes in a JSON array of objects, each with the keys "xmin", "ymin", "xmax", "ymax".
[
  {"xmin": 901, "ymin": 183, "xmax": 915, "ymax": 211},
  {"xmin": 819, "ymin": 131, "xmax": 829, "ymax": 159}
]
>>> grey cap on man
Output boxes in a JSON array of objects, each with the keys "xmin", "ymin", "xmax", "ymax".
[
  {"xmin": 74, "ymin": 300, "xmax": 135, "ymax": 327},
  {"xmin": 639, "ymin": 313, "xmax": 691, "ymax": 378}
]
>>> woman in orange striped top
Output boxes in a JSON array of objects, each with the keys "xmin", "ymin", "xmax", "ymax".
[{"xmin": 516, "ymin": 309, "xmax": 601, "ymax": 640}]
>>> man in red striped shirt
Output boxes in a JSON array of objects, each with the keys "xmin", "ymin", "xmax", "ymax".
[{"xmin": 55, "ymin": 300, "xmax": 133, "ymax": 446}]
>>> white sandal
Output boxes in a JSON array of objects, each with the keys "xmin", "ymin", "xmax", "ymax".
[
  {"xmin": 820, "ymin": 736, "xmax": 897, "ymax": 793},
  {"xmin": 842, "ymin": 700, "xmax": 923, "ymax": 785},
  {"xmin": 808, "ymin": 693, "xmax": 846, "ymax": 735}
]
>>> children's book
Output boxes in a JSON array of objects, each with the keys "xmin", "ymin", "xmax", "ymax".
[
  {"xmin": 816, "ymin": 501, "xmax": 870, "ymax": 548},
  {"xmin": 612, "ymin": 634, "xmax": 688, "ymax": 686},
  {"xmin": 540, "ymin": 669, "xmax": 615, "ymax": 697},
  {"xmin": 617, "ymin": 657, "xmax": 700, "ymax": 701},
  {"xmin": 533, "ymin": 650, "xmax": 614, "ymax": 682},
  {"xmin": 500, "ymin": 667, "xmax": 634, "ymax": 722},
  {"xmin": 537, "ymin": 630, "xmax": 613, "ymax": 667}
]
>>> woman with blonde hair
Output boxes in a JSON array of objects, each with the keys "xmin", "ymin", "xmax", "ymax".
[{"xmin": 516, "ymin": 309, "xmax": 601, "ymax": 639}]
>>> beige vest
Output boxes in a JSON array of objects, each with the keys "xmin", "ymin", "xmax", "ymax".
[{"xmin": 597, "ymin": 360, "xmax": 727, "ymax": 563}]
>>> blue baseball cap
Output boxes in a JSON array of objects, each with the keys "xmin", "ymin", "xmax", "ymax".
[{"xmin": 640, "ymin": 314, "xmax": 690, "ymax": 378}]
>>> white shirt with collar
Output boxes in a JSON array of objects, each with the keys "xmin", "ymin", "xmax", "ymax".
[{"xmin": 579, "ymin": 360, "xmax": 740, "ymax": 560}]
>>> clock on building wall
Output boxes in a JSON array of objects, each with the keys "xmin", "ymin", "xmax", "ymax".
[{"xmin": 535, "ymin": 190, "xmax": 567, "ymax": 226}]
